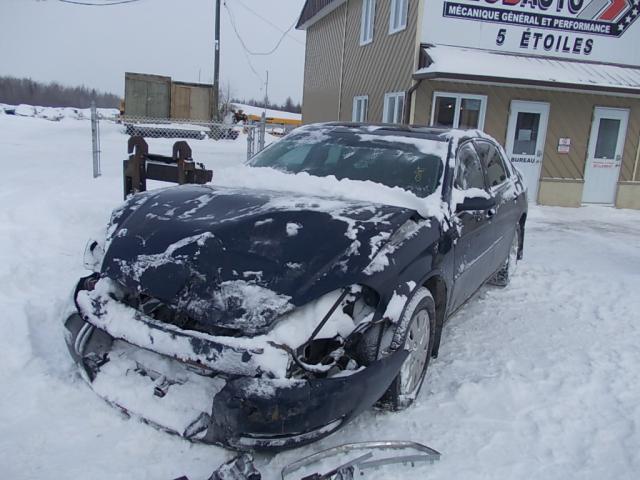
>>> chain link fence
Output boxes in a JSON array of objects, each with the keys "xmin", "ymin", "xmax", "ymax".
[
  {"xmin": 121, "ymin": 116, "xmax": 243, "ymax": 141},
  {"xmin": 246, "ymin": 122, "xmax": 265, "ymax": 160},
  {"xmin": 119, "ymin": 115, "xmax": 275, "ymax": 162},
  {"xmin": 89, "ymin": 115, "xmax": 281, "ymax": 177}
]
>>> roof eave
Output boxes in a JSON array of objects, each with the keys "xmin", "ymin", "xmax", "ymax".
[
  {"xmin": 412, "ymin": 71, "xmax": 640, "ymax": 97},
  {"xmin": 296, "ymin": 0, "xmax": 346, "ymax": 30}
]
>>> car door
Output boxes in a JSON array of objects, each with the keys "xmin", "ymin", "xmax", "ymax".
[
  {"xmin": 450, "ymin": 142, "xmax": 498, "ymax": 311},
  {"xmin": 474, "ymin": 140, "xmax": 521, "ymax": 270}
]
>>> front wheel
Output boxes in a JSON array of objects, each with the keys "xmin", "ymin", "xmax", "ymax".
[
  {"xmin": 379, "ymin": 287, "xmax": 436, "ymax": 411},
  {"xmin": 489, "ymin": 226, "xmax": 520, "ymax": 287}
]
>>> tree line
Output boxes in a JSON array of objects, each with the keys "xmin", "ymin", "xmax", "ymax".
[
  {"xmin": 231, "ymin": 96, "xmax": 302, "ymax": 114},
  {"xmin": 0, "ymin": 76, "xmax": 120, "ymax": 109}
]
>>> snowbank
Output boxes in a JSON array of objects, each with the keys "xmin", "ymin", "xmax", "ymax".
[
  {"xmin": 1, "ymin": 102, "xmax": 118, "ymax": 121},
  {"xmin": 232, "ymin": 102, "xmax": 301, "ymax": 121}
]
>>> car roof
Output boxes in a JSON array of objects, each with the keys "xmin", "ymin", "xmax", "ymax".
[{"xmin": 311, "ymin": 122, "xmax": 482, "ymax": 144}]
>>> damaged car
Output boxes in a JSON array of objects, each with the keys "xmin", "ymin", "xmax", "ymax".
[{"xmin": 63, "ymin": 123, "xmax": 527, "ymax": 450}]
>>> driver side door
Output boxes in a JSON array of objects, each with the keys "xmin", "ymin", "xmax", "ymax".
[{"xmin": 450, "ymin": 141, "xmax": 497, "ymax": 311}]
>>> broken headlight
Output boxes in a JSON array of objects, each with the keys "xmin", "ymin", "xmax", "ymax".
[{"xmin": 285, "ymin": 285, "xmax": 378, "ymax": 380}]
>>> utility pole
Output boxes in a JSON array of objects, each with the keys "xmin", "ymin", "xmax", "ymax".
[
  {"xmin": 264, "ymin": 70, "xmax": 269, "ymax": 108},
  {"xmin": 212, "ymin": 0, "xmax": 221, "ymax": 121}
]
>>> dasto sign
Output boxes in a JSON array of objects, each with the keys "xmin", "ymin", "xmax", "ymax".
[{"xmin": 422, "ymin": 0, "xmax": 640, "ymax": 65}]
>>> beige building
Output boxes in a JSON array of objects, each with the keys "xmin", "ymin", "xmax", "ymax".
[{"xmin": 296, "ymin": 0, "xmax": 640, "ymax": 209}]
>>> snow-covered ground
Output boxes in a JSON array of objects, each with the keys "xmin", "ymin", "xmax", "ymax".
[
  {"xmin": 1, "ymin": 103, "xmax": 119, "ymax": 121},
  {"xmin": 1, "ymin": 112, "xmax": 639, "ymax": 479}
]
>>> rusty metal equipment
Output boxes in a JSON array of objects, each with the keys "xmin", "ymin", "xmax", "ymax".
[{"xmin": 123, "ymin": 136, "xmax": 213, "ymax": 199}]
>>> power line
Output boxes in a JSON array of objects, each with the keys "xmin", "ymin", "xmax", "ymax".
[
  {"xmin": 58, "ymin": 0, "xmax": 144, "ymax": 5},
  {"xmin": 234, "ymin": 0, "xmax": 304, "ymax": 46},
  {"xmin": 223, "ymin": 0, "xmax": 296, "ymax": 56},
  {"xmin": 223, "ymin": 2, "xmax": 264, "ymax": 84}
]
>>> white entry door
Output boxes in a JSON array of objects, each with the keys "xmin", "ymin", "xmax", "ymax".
[
  {"xmin": 505, "ymin": 101, "xmax": 550, "ymax": 203},
  {"xmin": 582, "ymin": 107, "xmax": 629, "ymax": 204}
]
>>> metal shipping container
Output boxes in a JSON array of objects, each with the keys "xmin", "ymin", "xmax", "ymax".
[
  {"xmin": 171, "ymin": 81, "xmax": 213, "ymax": 121},
  {"xmin": 124, "ymin": 72, "xmax": 171, "ymax": 118}
]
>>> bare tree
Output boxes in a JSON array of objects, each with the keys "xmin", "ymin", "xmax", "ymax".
[
  {"xmin": 0, "ymin": 76, "xmax": 120, "ymax": 108},
  {"xmin": 218, "ymin": 81, "xmax": 235, "ymax": 118}
]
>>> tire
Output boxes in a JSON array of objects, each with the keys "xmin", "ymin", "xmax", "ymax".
[
  {"xmin": 489, "ymin": 225, "xmax": 520, "ymax": 287},
  {"xmin": 379, "ymin": 287, "xmax": 436, "ymax": 411}
]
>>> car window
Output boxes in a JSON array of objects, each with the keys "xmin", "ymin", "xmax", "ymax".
[
  {"xmin": 475, "ymin": 141, "xmax": 509, "ymax": 187},
  {"xmin": 262, "ymin": 144, "xmax": 313, "ymax": 170},
  {"xmin": 454, "ymin": 143, "xmax": 486, "ymax": 190},
  {"xmin": 249, "ymin": 128, "xmax": 447, "ymax": 198}
]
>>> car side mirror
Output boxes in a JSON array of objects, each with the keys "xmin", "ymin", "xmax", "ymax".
[{"xmin": 456, "ymin": 195, "xmax": 496, "ymax": 212}]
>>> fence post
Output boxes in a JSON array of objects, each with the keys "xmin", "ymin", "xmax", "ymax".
[
  {"xmin": 258, "ymin": 112, "xmax": 266, "ymax": 153},
  {"xmin": 247, "ymin": 125, "xmax": 254, "ymax": 161},
  {"xmin": 91, "ymin": 101, "xmax": 101, "ymax": 178}
]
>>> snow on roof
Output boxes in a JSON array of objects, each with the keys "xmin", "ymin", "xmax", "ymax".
[
  {"xmin": 415, "ymin": 45, "xmax": 640, "ymax": 94},
  {"xmin": 231, "ymin": 103, "xmax": 301, "ymax": 121}
]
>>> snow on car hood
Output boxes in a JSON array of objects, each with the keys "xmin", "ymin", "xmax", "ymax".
[{"xmin": 101, "ymin": 185, "xmax": 417, "ymax": 336}]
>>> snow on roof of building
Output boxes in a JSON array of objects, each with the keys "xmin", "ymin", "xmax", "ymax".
[
  {"xmin": 232, "ymin": 103, "xmax": 302, "ymax": 122},
  {"xmin": 415, "ymin": 45, "xmax": 640, "ymax": 94}
]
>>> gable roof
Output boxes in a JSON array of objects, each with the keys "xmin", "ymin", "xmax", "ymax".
[{"xmin": 296, "ymin": 0, "xmax": 346, "ymax": 30}]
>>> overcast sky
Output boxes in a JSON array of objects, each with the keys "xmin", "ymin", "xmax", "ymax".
[{"xmin": 0, "ymin": 0, "xmax": 307, "ymax": 104}]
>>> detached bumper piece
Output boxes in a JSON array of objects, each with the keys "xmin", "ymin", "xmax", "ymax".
[
  {"xmin": 64, "ymin": 281, "xmax": 408, "ymax": 451},
  {"xmin": 281, "ymin": 441, "xmax": 441, "ymax": 479},
  {"xmin": 208, "ymin": 454, "xmax": 261, "ymax": 480}
]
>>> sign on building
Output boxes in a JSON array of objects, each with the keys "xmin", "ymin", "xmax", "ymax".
[{"xmin": 422, "ymin": 0, "xmax": 640, "ymax": 65}]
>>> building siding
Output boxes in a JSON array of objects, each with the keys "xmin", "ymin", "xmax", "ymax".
[
  {"xmin": 301, "ymin": 5, "xmax": 346, "ymax": 124},
  {"xmin": 414, "ymin": 81, "xmax": 640, "ymax": 182},
  {"xmin": 339, "ymin": 0, "xmax": 419, "ymax": 122},
  {"xmin": 301, "ymin": 0, "xmax": 421, "ymax": 124}
]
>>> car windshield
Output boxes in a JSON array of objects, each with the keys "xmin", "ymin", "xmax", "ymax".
[{"xmin": 248, "ymin": 127, "xmax": 447, "ymax": 198}]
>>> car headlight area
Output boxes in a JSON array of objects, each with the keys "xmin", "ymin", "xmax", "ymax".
[{"xmin": 63, "ymin": 275, "xmax": 404, "ymax": 450}]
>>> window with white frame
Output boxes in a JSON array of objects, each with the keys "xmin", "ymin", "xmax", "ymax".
[
  {"xmin": 389, "ymin": 0, "xmax": 408, "ymax": 34},
  {"xmin": 431, "ymin": 92, "xmax": 487, "ymax": 130},
  {"xmin": 352, "ymin": 95, "xmax": 369, "ymax": 122},
  {"xmin": 383, "ymin": 91, "xmax": 405, "ymax": 124},
  {"xmin": 360, "ymin": 0, "xmax": 376, "ymax": 45}
]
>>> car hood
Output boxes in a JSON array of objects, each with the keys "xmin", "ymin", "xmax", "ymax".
[{"xmin": 101, "ymin": 185, "xmax": 415, "ymax": 336}]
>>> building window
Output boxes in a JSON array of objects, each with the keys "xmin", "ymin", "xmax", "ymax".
[
  {"xmin": 360, "ymin": 0, "xmax": 376, "ymax": 45},
  {"xmin": 352, "ymin": 95, "xmax": 369, "ymax": 122},
  {"xmin": 431, "ymin": 92, "xmax": 487, "ymax": 130},
  {"xmin": 389, "ymin": 0, "xmax": 408, "ymax": 34},
  {"xmin": 383, "ymin": 91, "xmax": 405, "ymax": 124}
]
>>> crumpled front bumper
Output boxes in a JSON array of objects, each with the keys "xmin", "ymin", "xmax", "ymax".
[
  {"xmin": 64, "ymin": 280, "xmax": 408, "ymax": 451},
  {"xmin": 206, "ymin": 350, "xmax": 408, "ymax": 450}
]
